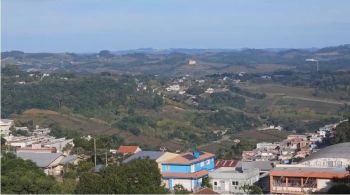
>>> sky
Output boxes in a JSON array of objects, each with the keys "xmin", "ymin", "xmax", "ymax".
[{"xmin": 2, "ymin": 0, "xmax": 350, "ymax": 53}]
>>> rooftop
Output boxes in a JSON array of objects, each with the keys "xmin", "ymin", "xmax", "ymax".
[
  {"xmin": 123, "ymin": 151, "xmax": 165, "ymax": 163},
  {"xmin": 209, "ymin": 167, "xmax": 259, "ymax": 179},
  {"xmin": 163, "ymin": 151, "xmax": 215, "ymax": 165},
  {"xmin": 162, "ymin": 170, "xmax": 208, "ymax": 179},
  {"xmin": 301, "ymin": 142, "xmax": 350, "ymax": 163},
  {"xmin": 17, "ymin": 152, "xmax": 63, "ymax": 167},
  {"xmin": 270, "ymin": 167, "xmax": 349, "ymax": 179},
  {"xmin": 117, "ymin": 145, "xmax": 140, "ymax": 154},
  {"xmin": 237, "ymin": 160, "xmax": 275, "ymax": 171},
  {"xmin": 193, "ymin": 187, "xmax": 219, "ymax": 194}
]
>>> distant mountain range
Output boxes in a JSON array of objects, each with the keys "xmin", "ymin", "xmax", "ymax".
[{"xmin": 2, "ymin": 44, "xmax": 350, "ymax": 76}]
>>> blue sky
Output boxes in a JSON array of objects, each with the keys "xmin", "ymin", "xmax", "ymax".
[{"xmin": 2, "ymin": 0, "xmax": 350, "ymax": 52}]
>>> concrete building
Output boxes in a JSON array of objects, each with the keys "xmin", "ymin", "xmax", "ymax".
[
  {"xmin": 166, "ymin": 84, "xmax": 181, "ymax": 92},
  {"xmin": 299, "ymin": 142, "xmax": 350, "ymax": 168},
  {"xmin": 161, "ymin": 151, "xmax": 215, "ymax": 191},
  {"xmin": 43, "ymin": 138, "xmax": 74, "ymax": 153},
  {"xmin": 209, "ymin": 167, "xmax": 260, "ymax": 194},
  {"xmin": 270, "ymin": 166, "xmax": 350, "ymax": 194},
  {"xmin": 16, "ymin": 144, "xmax": 57, "ymax": 153},
  {"xmin": 0, "ymin": 119, "xmax": 14, "ymax": 135}
]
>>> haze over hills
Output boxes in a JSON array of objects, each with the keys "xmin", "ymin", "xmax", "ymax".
[{"xmin": 2, "ymin": 44, "xmax": 350, "ymax": 76}]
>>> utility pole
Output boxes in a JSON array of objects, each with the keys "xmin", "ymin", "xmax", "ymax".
[
  {"xmin": 105, "ymin": 151, "xmax": 108, "ymax": 167},
  {"xmin": 94, "ymin": 137, "xmax": 97, "ymax": 167}
]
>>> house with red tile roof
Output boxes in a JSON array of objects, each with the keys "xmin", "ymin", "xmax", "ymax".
[
  {"xmin": 116, "ymin": 145, "xmax": 141, "ymax": 155},
  {"xmin": 161, "ymin": 151, "xmax": 215, "ymax": 192}
]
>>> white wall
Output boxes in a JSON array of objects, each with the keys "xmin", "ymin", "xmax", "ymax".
[{"xmin": 173, "ymin": 179, "xmax": 193, "ymax": 191}]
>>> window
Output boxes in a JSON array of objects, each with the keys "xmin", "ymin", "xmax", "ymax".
[
  {"xmin": 206, "ymin": 159, "xmax": 210, "ymax": 165},
  {"xmin": 336, "ymin": 161, "xmax": 342, "ymax": 167},
  {"xmin": 214, "ymin": 182, "xmax": 218, "ymax": 186},
  {"xmin": 191, "ymin": 165, "xmax": 195, "ymax": 172},
  {"xmin": 232, "ymin": 181, "xmax": 239, "ymax": 186},
  {"xmin": 200, "ymin": 162, "xmax": 204, "ymax": 167},
  {"xmin": 165, "ymin": 165, "xmax": 170, "ymax": 171}
]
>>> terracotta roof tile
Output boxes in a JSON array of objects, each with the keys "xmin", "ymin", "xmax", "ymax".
[
  {"xmin": 193, "ymin": 187, "xmax": 219, "ymax": 194},
  {"xmin": 117, "ymin": 145, "xmax": 140, "ymax": 154},
  {"xmin": 163, "ymin": 152, "xmax": 215, "ymax": 165},
  {"xmin": 270, "ymin": 167, "xmax": 350, "ymax": 179},
  {"xmin": 162, "ymin": 170, "xmax": 208, "ymax": 179}
]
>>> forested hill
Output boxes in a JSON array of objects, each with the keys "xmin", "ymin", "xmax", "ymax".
[{"xmin": 2, "ymin": 44, "xmax": 350, "ymax": 76}]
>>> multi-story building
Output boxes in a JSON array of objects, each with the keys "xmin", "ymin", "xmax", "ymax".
[
  {"xmin": 161, "ymin": 151, "xmax": 215, "ymax": 191},
  {"xmin": 270, "ymin": 166, "xmax": 349, "ymax": 194}
]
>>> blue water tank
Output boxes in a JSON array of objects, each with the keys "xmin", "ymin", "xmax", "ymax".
[{"xmin": 193, "ymin": 150, "xmax": 200, "ymax": 158}]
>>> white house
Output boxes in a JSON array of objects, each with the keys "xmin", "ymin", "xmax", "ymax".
[
  {"xmin": 166, "ymin": 84, "xmax": 180, "ymax": 92},
  {"xmin": 209, "ymin": 167, "xmax": 260, "ymax": 194},
  {"xmin": 0, "ymin": 119, "xmax": 14, "ymax": 135},
  {"xmin": 188, "ymin": 60, "xmax": 197, "ymax": 65}
]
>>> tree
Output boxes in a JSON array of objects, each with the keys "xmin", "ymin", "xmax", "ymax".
[
  {"xmin": 173, "ymin": 184, "xmax": 190, "ymax": 194},
  {"xmin": 1, "ymin": 136, "xmax": 6, "ymax": 146},
  {"xmin": 201, "ymin": 177, "xmax": 212, "ymax": 188},
  {"xmin": 240, "ymin": 184, "xmax": 263, "ymax": 194},
  {"xmin": 333, "ymin": 121, "xmax": 350, "ymax": 144},
  {"xmin": 75, "ymin": 159, "xmax": 167, "ymax": 194},
  {"xmin": 327, "ymin": 184, "xmax": 350, "ymax": 194},
  {"xmin": 75, "ymin": 172, "xmax": 104, "ymax": 194},
  {"xmin": 76, "ymin": 160, "xmax": 94, "ymax": 174},
  {"xmin": 1, "ymin": 153, "xmax": 59, "ymax": 194}
]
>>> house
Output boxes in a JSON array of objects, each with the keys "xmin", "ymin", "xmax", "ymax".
[
  {"xmin": 17, "ymin": 152, "xmax": 65, "ymax": 175},
  {"xmin": 161, "ymin": 151, "xmax": 215, "ymax": 191},
  {"xmin": 166, "ymin": 84, "xmax": 181, "ymax": 92},
  {"xmin": 116, "ymin": 145, "xmax": 141, "ymax": 155},
  {"xmin": 237, "ymin": 161, "xmax": 276, "ymax": 193},
  {"xmin": 270, "ymin": 166, "xmax": 350, "ymax": 194},
  {"xmin": 123, "ymin": 151, "xmax": 179, "ymax": 170},
  {"xmin": 205, "ymin": 88, "xmax": 214, "ymax": 94},
  {"xmin": 189, "ymin": 60, "xmax": 197, "ymax": 65},
  {"xmin": 209, "ymin": 167, "xmax": 260, "ymax": 194},
  {"xmin": 242, "ymin": 151, "xmax": 256, "ymax": 161},
  {"xmin": 0, "ymin": 119, "xmax": 13, "ymax": 135}
]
